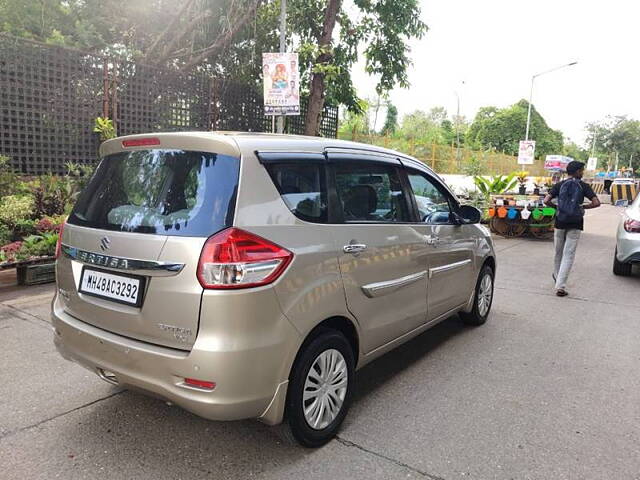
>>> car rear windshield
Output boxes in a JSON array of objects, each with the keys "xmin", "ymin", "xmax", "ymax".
[{"xmin": 68, "ymin": 149, "xmax": 239, "ymax": 236}]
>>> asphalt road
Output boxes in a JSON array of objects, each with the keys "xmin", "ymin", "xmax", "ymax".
[{"xmin": 1, "ymin": 205, "xmax": 639, "ymax": 479}]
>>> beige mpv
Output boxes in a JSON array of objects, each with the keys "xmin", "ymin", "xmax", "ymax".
[{"xmin": 53, "ymin": 132, "xmax": 496, "ymax": 447}]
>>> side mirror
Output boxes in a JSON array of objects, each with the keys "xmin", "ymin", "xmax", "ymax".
[{"xmin": 455, "ymin": 205, "xmax": 482, "ymax": 224}]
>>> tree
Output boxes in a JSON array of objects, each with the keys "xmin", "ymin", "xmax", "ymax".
[
  {"xmin": 427, "ymin": 106, "xmax": 448, "ymax": 125},
  {"xmin": 585, "ymin": 116, "xmax": 640, "ymax": 171},
  {"xmin": 0, "ymin": 0, "xmax": 275, "ymax": 84},
  {"xmin": 381, "ymin": 104, "xmax": 398, "ymax": 135},
  {"xmin": 399, "ymin": 110, "xmax": 438, "ymax": 141},
  {"xmin": 338, "ymin": 99, "xmax": 371, "ymax": 139},
  {"xmin": 466, "ymin": 100, "xmax": 563, "ymax": 158},
  {"xmin": 298, "ymin": 0, "xmax": 428, "ymax": 135},
  {"xmin": 1, "ymin": 0, "xmax": 427, "ymax": 134},
  {"xmin": 396, "ymin": 107, "xmax": 464, "ymax": 145},
  {"xmin": 562, "ymin": 141, "xmax": 588, "ymax": 162}
]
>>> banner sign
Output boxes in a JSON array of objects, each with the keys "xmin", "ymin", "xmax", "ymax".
[
  {"xmin": 517, "ymin": 140, "xmax": 536, "ymax": 165},
  {"xmin": 262, "ymin": 52, "xmax": 300, "ymax": 116},
  {"xmin": 587, "ymin": 157, "xmax": 598, "ymax": 171},
  {"xmin": 544, "ymin": 155, "xmax": 572, "ymax": 171}
]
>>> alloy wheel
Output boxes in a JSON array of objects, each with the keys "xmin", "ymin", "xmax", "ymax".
[{"xmin": 477, "ymin": 273, "xmax": 493, "ymax": 317}]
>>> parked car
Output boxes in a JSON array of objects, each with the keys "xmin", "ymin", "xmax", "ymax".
[
  {"xmin": 52, "ymin": 132, "xmax": 496, "ymax": 447},
  {"xmin": 613, "ymin": 191, "xmax": 640, "ymax": 276}
]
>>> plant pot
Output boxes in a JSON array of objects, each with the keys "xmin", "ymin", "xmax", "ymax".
[
  {"xmin": 533, "ymin": 187, "xmax": 540, "ymax": 195},
  {"xmin": 16, "ymin": 260, "xmax": 56, "ymax": 285},
  {"xmin": 518, "ymin": 186, "xmax": 526, "ymax": 195}
]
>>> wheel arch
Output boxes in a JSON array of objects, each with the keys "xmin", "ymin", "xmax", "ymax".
[
  {"xmin": 483, "ymin": 255, "xmax": 496, "ymax": 274},
  {"xmin": 293, "ymin": 316, "xmax": 360, "ymax": 373},
  {"xmin": 258, "ymin": 315, "xmax": 360, "ymax": 427}
]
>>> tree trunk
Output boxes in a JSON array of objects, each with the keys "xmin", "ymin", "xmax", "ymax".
[{"xmin": 304, "ymin": 0, "xmax": 342, "ymax": 136}]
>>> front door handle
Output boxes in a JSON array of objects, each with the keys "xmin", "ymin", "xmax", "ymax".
[{"xmin": 343, "ymin": 244, "xmax": 367, "ymax": 254}]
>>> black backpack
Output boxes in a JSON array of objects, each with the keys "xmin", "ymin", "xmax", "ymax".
[{"xmin": 556, "ymin": 178, "xmax": 584, "ymax": 224}]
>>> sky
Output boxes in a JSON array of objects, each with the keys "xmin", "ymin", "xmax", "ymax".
[{"xmin": 351, "ymin": 0, "xmax": 639, "ymax": 146}]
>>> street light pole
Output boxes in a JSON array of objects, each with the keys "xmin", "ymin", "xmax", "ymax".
[
  {"xmin": 454, "ymin": 80, "xmax": 464, "ymax": 161},
  {"xmin": 524, "ymin": 61, "xmax": 577, "ymax": 141},
  {"xmin": 524, "ymin": 77, "xmax": 535, "ymax": 141},
  {"xmin": 455, "ymin": 91, "xmax": 460, "ymax": 150}
]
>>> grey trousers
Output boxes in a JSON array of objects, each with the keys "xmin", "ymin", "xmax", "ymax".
[{"xmin": 554, "ymin": 229, "xmax": 581, "ymax": 290}]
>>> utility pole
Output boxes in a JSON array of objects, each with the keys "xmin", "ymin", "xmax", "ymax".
[
  {"xmin": 276, "ymin": 0, "xmax": 286, "ymax": 134},
  {"xmin": 590, "ymin": 128, "xmax": 598, "ymax": 157}
]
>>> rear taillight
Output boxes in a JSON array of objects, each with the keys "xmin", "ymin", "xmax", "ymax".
[
  {"xmin": 197, "ymin": 228, "xmax": 293, "ymax": 289},
  {"xmin": 55, "ymin": 222, "xmax": 65, "ymax": 259},
  {"xmin": 624, "ymin": 217, "xmax": 640, "ymax": 233}
]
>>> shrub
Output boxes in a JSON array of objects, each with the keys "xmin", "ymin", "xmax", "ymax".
[
  {"xmin": 93, "ymin": 117, "xmax": 116, "ymax": 142},
  {"xmin": 0, "ymin": 224, "xmax": 11, "ymax": 245},
  {"xmin": 0, "ymin": 225, "xmax": 13, "ymax": 246},
  {"xmin": 0, "ymin": 241, "xmax": 25, "ymax": 263},
  {"xmin": 473, "ymin": 174, "xmax": 518, "ymax": 196},
  {"xmin": 35, "ymin": 217, "xmax": 61, "ymax": 233},
  {"xmin": 65, "ymin": 161, "xmax": 95, "ymax": 192},
  {"xmin": 0, "ymin": 195, "xmax": 34, "ymax": 227},
  {"xmin": 14, "ymin": 219, "xmax": 37, "ymax": 238},
  {"xmin": 0, "ymin": 156, "xmax": 19, "ymax": 199},
  {"xmin": 461, "ymin": 155, "xmax": 487, "ymax": 177},
  {"xmin": 20, "ymin": 233, "xmax": 58, "ymax": 258},
  {"xmin": 460, "ymin": 188, "xmax": 489, "ymax": 211}
]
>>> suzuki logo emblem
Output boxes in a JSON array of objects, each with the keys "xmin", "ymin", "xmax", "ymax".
[{"xmin": 99, "ymin": 236, "xmax": 111, "ymax": 251}]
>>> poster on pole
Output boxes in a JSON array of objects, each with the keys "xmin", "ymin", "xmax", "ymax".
[
  {"xmin": 517, "ymin": 140, "xmax": 536, "ymax": 165},
  {"xmin": 262, "ymin": 53, "xmax": 300, "ymax": 116},
  {"xmin": 587, "ymin": 157, "xmax": 598, "ymax": 171}
]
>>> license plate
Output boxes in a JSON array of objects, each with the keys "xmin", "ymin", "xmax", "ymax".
[{"xmin": 79, "ymin": 268, "xmax": 145, "ymax": 307}]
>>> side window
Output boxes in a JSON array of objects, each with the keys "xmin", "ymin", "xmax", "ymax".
[
  {"xmin": 334, "ymin": 163, "xmax": 410, "ymax": 223},
  {"xmin": 407, "ymin": 171, "xmax": 453, "ymax": 224},
  {"xmin": 265, "ymin": 163, "xmax": 327, "ymax": 223}
]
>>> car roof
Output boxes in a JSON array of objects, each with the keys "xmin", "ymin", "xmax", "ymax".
[
  {"xmin": 103, "ymin": 131, "xmax": 430, "ymax": 172},
  {"xmin": 222, "ymin": 131, "xmax": 424, "ymax": 164},
  {"xmin": 100, "ymin": 131, "xmax": 456, "ymax": 197}
]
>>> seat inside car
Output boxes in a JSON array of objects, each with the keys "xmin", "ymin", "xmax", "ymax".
[{"xmin": 343, "ymin": 184, "xmax": 377, "ymax": 220}]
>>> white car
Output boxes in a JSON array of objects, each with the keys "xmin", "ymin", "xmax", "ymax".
[{"xmin": 614, "ymin": 192, "xmax": 640, "ymax": 276}]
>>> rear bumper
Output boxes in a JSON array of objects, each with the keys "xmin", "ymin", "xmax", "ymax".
[
  {"xmin": 616, "ymin": 225, "xmax": 640, "ymax": 263},
  {"xmin": 52, "ymin": 295, "xmax": 299, "ymax": 424}
]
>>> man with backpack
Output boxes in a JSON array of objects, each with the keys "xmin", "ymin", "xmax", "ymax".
[{"xmin": 544, "ymin": 161, "xmax": 601, "ymax": 297}]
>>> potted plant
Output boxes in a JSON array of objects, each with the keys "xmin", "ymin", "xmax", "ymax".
[{"xmin": 515, "ymin": 171, "xmax": 529, "ymax": 195}]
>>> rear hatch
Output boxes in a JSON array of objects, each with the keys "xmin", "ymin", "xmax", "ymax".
[{"xmin": 56, "ymin": 135, "xmax": 240, "ymax": 350}]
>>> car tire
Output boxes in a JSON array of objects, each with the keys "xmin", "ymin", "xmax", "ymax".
[
  {"xmin": 613, "ymin": 249, "xmax": 632, "ymax": 276},
  {"xmin": 460, "ymin": 264, "xmax": 494, "ymax": 326},
  {"xmin": 280, "ymin": 330, "xmax": 355, "ymax": 448}
]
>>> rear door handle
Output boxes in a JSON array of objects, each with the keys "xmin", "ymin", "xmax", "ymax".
[{"xmin": 343, "ymin": 244, "xmax": 367, "ymax": 254}]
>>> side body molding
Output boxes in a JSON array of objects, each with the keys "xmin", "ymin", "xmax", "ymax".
[{"xmin": 361, "ymin": 270, "xmax": 427, "ymax": 298}]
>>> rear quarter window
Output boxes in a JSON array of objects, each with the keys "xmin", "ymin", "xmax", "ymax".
[
  {"xmin": 68, "ymin": 149, "xmax": 239, "ymax": 236},
  {"xmin": 265, "ymin": 163, "xmax": 328, "ymax": 223}
]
